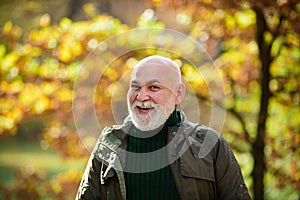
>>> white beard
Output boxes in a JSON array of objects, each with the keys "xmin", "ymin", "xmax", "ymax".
[{"xmin": 128, "ymin": 99, "xmax": 175, "ymax": 131}]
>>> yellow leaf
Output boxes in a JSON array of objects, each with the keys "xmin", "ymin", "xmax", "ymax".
[
  {"xmin": 33, "ymin": 96, "xmax": 50, "ymax": 114},
  {"xmin": 42, "ymin": 82, "xmax": 59, "ymax": 95},
  {"xmin": 0, "ymin": 44, "xmax": 6, "ymax": 58},
  {"xmin": 3, "ymin": 21, "xmax": 13, "ymax": 34},
  {"xmin": 235, "ymin": 10, "xmax": 256, "ymax": 29},
  {"xmin": 1, "ymin": 51, "xmax": 19, "ymax": 72},
  {"xmin": 7, "ymin": 107, "xmax": 23, "ymax": 122},
  {"xmin": 58, "ymin": 46, "xmax": 72, "ymax": 63},
  {"xmin": 225, "ymin": 14, "xmax": 236, "ymax": 29},
  {"xmin": 57, "ymin": 87, "xmax": 73, "ymax": 102},
  {"xmin": 0, "ymin": 116, "xmax": 14, "ymax": 130},
  {"xmin": 8, "ymin": 80, "xmax": 24, "ymax": 94},
  {"xmin": 18, "ymin": 84, "xmax": 40, "ymax": 106}
]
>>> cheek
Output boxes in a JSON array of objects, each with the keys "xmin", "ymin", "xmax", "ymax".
[
  {"xmin": 128, "ymin": 91, "xmax": 136, "ymax": 105},
  {"xmin": 153, "ymin": 92, "xmax": 176, "ymax": 105}
]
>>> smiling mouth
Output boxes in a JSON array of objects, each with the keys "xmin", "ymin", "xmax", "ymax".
[{"xmin": 136, "ymin": 105, "xmax": 154, "ymax": 113}]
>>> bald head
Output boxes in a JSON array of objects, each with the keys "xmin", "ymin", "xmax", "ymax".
[{"xmin": 131, "ymin": 55, "xmax": 182, "ymax": 91}]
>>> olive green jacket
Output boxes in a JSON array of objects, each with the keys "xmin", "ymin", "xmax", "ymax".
[{"xmin": 75, "ymin": 112, "xmax": 251, "ymax": 200}]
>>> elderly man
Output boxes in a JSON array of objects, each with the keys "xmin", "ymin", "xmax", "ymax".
[{"xmin": 76, "ymin": 55, "xmax": 251, "ymax": 200}]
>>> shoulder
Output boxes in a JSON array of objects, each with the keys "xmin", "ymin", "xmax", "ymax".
[
  {"xmin": 98, "ymin": 126, "xmax": 124, "ymax": 146},
  {"xmin": 181, "ymin": 116, "xmax": 221, "ymax": 144},
  {"xmin": 194, "ymin": 125, "xmax": 222, "ymax": 148},
  {"xmin": 179, "ymin": 110, "xmax": 221, "ymax": 138},
  {"xmin": 95, "ymin": 120, "xmax": 132, "ymax": 152},
  {"xmin": 99, "ymin": 116, "xmax": 133, "ymax": 140},
  {"xmin": 181, "ymin": 118, "xmax": 224, "ymax": 159}
]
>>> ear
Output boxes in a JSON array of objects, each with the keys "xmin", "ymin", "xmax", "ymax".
[{"xmin": 175, "ymin": 83, "xmax": 186, "ymax": 105}]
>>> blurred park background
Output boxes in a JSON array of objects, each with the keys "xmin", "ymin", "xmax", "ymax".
[{"xmin": 0, "ymin": 0, "xmax": 299, "ymax": 199}]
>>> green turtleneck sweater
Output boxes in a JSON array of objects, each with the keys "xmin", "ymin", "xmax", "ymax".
[{"xmin": 124, "ymin": 110, "xmax": 180, "ymax": 200}]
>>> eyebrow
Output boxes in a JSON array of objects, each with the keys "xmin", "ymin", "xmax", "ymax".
[{"xmin": 130, "ymin": 79, "xmax": 161, "ymax": 85}]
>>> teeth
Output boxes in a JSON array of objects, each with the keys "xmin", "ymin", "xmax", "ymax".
[
  {"xmin": 134, "ymin": 101, "xmax": 155, "ymax": 109},
  {"xmin": 135, "ymin": 103, "xmax": 153, "ymax": 109},
  {"xmin": 138, "ymin": 105, "xmax": 152, "ymax": 109}
]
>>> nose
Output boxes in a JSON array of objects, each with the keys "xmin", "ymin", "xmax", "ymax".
[{"xmin": 136, "ymin": 87, "xmax": 150, "ymax": 102}]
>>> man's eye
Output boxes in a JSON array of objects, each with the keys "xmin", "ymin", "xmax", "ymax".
[
  {"xmin": 131, "ymin": 85, "xmax": 140, "ymax": 90},
  {"xmin": 149, "ymin": 85, "xmax": 160, "ymax": 91}
]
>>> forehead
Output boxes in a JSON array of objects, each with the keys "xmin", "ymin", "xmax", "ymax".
[{"xmin": 130, "ymin": 64, "xmax": 178, "ymax": 87}]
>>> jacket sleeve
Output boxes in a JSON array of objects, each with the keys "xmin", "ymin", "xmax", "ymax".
[
  {"xmin": 75, "ymin": 153, "xmax": 103, "ymax": 200},
  {"xmin": 214, "ymin": 134, "xmax": 251, "ymax": 200}
]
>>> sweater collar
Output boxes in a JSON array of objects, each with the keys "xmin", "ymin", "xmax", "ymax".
[{"xmin": 166, "ymin": 109, "xmax": 181, "ymax": 128}]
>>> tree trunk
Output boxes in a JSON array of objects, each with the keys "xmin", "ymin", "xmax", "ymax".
[
  {"xmin": 251, "ymin": 7, "xmax": 272, "ymax": 200},
  {"xmin": 68, "ymin": 0, "xmax": 85, "ymax": 20}
]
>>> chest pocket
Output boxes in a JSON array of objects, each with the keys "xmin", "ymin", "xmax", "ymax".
[
  {"xmin": 180, "ymin": 148, "xmax": 215, "ymax": 182},
  {"xmin": 179, "ymin": 148, "xmax": 216, "ymax": 200}
]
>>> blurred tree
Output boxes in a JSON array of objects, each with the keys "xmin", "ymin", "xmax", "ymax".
[
  {"xmin": 0, "ymin": 15, "xmax": 128, "ymax": 154},
  {"xmin": 0, "ymin": 15, "xmax": 129, "ymax": 199}
]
